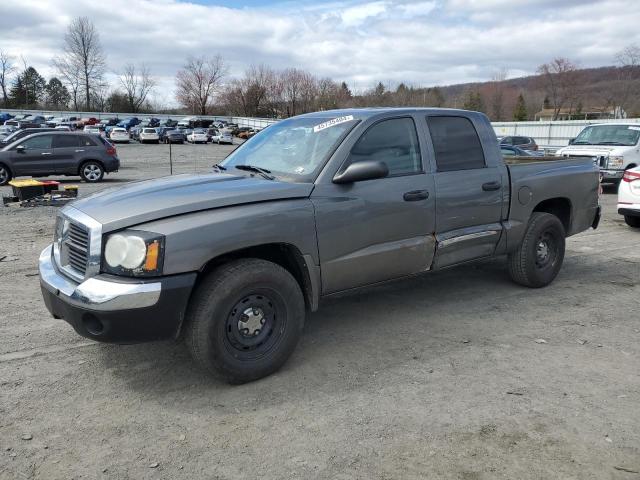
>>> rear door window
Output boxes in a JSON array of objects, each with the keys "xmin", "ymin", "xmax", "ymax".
[
  {"xmin": 79, "ymin": 136, "xmax": 97, "ymax": 147},
  {"xmin": 426, "ymin": 116, "xmax": 486, "ymax": 171},
  {"xmin": 347, "ymin": 117, "xmax": 422, "ymax": 176},
  {"xmin": 52, "ymin": 135, "xmax": 80, "ymax": 148}
]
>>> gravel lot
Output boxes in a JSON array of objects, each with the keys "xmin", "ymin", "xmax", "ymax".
[{"xmin": 1, "ymin": 142, "xmax": 639, "ymax": 479}]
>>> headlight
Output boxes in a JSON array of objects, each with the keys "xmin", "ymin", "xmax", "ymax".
[
  {"xmin": 608, "ymin": 156, "xmax": 624, "ymax": 169},
  {"xmin": 102, "ymin": 231, "xmax": 165, "ymax": 277}
]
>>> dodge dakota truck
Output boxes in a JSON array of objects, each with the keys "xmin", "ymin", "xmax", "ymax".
[{"xmin": 39, "ymin": 108, "xmax": 601, "ymax": 383}]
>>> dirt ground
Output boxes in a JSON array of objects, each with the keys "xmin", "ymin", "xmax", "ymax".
[{"xmin": 0, "ymin": 142, "xmax": 638, "ymax": 479}]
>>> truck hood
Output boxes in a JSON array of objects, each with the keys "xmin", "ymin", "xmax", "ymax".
[
  {"xmin": 69, "ymin": 173, "xmax": 314, "ymax": 231},
  {"xmin": 556, "ymin": 145, "xmax": 625, "ymax": 156}
]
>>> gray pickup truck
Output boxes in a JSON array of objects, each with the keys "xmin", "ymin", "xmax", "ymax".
[{"xmin": 39, "ymin": 108, "xmax": 600, "ymax": 383}]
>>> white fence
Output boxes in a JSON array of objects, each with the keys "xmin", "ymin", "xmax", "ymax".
[{"xmin": 492, "ymin": 118, "xmax": 640, "ymax": 149}]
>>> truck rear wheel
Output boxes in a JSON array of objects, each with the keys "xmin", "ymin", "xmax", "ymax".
[
  {"xmin": 508, "ymin": 212, "xmax": 565, "ymax": 288},
  {"xmin": 185, "ymin": 258, "xmax": 305, "ymax": 383}
]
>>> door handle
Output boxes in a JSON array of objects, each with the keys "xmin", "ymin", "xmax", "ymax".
[
  {"xmin": 41, "ymin": 152, "xmax": 52, "ymax": 156},
  {"xmin": 75, "ymin": 149, "xmax": 85, "ymax": 152},
  {"xmin": 482, "ymin": 181, "xmax": 501, "ymax": 191},
  {"xmin": 403, "ymin": 190, "xmax": 429, "ymax": 201}
]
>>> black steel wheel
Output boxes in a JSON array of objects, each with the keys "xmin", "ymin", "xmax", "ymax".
[
  {"xmin": 508, "ymin": 212, "xmax": 566, "ymax": 288},
  {"xmin": 185, "ymin": 258, "xmax": 305, "ymax": 383}
]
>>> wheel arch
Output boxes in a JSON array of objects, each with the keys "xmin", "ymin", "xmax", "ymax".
[
  {"xmin": 77, "ymin": 158, "xmax": 105, "ymax": 175},
  {"xmin": 198, "ymin": 242, "xmax": 320, "ymax": 312},
  {"xmin": 532, "ymin": 197, "xmax": 572, "ymax": 235}
]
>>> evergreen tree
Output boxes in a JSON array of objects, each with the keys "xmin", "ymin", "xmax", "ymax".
[
  {"xmin": 45, "ymin": 77, "xmax": 70, "ymax": 109},
  {"xmin": 430, "ymin": 87, "xmax": 445, "ymax": 107},
  {"xmin": 513, "ymin": 93, "xmax": 528, "ymax": 121},
  {"xmin": 9, "ymin": 66, "xmax": 46, "ymax": 108},
  {"xmin": 463, "ymin": 89, "xmax": 484, "ymax": 112}
]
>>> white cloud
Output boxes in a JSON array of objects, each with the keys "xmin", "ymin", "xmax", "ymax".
[{"xmin": 0, "ymin": 0, "xmax": 639, "ymax": 105}]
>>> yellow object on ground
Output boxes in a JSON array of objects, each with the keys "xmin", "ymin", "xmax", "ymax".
[
  {"xmin": 8, "ymin": 179, "xmax": 44, "ymax": 187},
  {"xmin": 63, "ymin": 185, "xmax": 78, "ymax": 191}
]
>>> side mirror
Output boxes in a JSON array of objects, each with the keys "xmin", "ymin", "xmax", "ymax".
[
  {"xmin": 16, "ymin": 145, "xmax": 25, "ymax": 153},
  {"xmin": 333, "ymin": 160, "xmax": 389, "ymax": 184},
  {"xmin": 568, "ymin": 138, "xmax": 575, "ymax": 145}
]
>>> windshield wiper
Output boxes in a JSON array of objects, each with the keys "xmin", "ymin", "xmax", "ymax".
[
  {"xmin": 212, "ymin": 163, "xmax": 227, "ymax": 171},
  {"xmin": 596, "ymin": 141, "xmax": 627, "ymax": 145},
  {"xmin": 234, "ymin": 164, "xmax": 275, "ymax": 180},
  {"xmin": 571, "ymin": 141, "xmax": 591, "ymax": 145}
]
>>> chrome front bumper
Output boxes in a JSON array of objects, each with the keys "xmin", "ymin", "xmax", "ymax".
[{"xmin": 39, "ymin": 244, "xmax": 161, "ymax": 311}]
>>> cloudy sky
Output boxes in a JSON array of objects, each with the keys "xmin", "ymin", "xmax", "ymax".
[{"xmin": 1, "ymin": 0, "xmax": 639, "ymax": 105}]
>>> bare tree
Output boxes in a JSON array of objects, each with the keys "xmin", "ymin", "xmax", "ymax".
[
  {"xmin": 613, "ymin": 44, "xmax": 640, "ymax": 118},
  {"xmin": 281, "ymin": 68, "xmax": 318, "ymax": 117},
  {"xmin": 53, "ymin": 56, "xmax": 82, "ymax": 110},
  {"xmin": 488, "ymin": 68, "xmax": 508, "ymax": 121},
  {"xmin": 175, "ymin": 55, "xmax": 226, "ymax": 115},
  {"xmin": 58, "ymin": 17, "xmax": 106, "ymax": 110},
  {"xmin": 119, "ymin": 64, "xmax": 156, "ymax": 113},
  {"xmin": 536, "ymin": 58, "xmax": 581, "ymax": 120},
  {"xmin": 0, "ymin": 50, "xmax": 16, "ymax": 107}
]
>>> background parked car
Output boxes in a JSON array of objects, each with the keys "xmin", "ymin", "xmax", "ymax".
[
  {"xmin": 160, "ymin": 129, "xmax": 185, "ymax": 144},
  {"xmin": 117, "ymin": 117, "xmax": 140, "ymax": 130},
  {"xmin": 139, "ymin": 127, "xmax": 160, "ymax": 144},
  {"xmin": 0, "ymin": 125, "xmax": 18, "ymax": 141},
  {"xmin": 210, "ymin": 128, "xmax": 233, "ymax": 144},
  {"xmin": 55, "ymin": 126, "xmax": 72, "ymax": 131},
  {"xmin": 109, "ymin": 127, "xmax": 130, "ymax": 143},
  {"xmin": 0, "ymin": 131, "xmax": 120, "ymax": 185},
  {"xmin": 498, "ymin": 135, "xmax": 538, "ymax": 151},
  {"xmin": 0, "ymin": 113, "xmax": 13, "ymax": 123},
  {"xmin": 618, "ymin": 165, "xmax": 640, "ymax": 228},
  {"xmin": 500, "ymin": 145, "xmax": 544, "ymax": 157},
  {"xmin": 129, "ymin": 125, "xmax": 142, "ymax": 141},
  {"xmin": 83, "ymin": 125, "xmax": 103, "ymax": 136},
  {"xmin": 187, "ymin": 128, "xmax": 208, "ymax": 144}
]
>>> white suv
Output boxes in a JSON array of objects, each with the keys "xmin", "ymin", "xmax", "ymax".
[
  {"xmin": 556, "ymin": 123, "xmax": 640, "ymax": 184},
  {"xmin": 618, "ymin": 166, "xmax": 640, "ymax": 228}
]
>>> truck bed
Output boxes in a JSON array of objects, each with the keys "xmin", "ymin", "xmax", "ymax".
[{"xmin": 505, "ymin": 155, "xmax": 600, "ymax": 244}]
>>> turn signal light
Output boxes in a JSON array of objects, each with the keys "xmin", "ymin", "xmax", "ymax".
[{"xmin": 144, "ymin": 240, "xmax": 160, "ymax": 271}]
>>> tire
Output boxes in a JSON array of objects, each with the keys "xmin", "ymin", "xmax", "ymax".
[
  {"xmin": 0, "ymin": 163, "xmax": 12, "ymax": 186},
  {"xmin": 624, "ymin": 215, "xmax": 640, "ymax": 228},
  {"xmin": 508, "ymin": 212, "xmax": 566, "ymax": 288},
  {"xmin": 80, "ymin": 161, "xmax": 105, "ymax": 183},
  {"xmin": 185, "ymin": 258, "xmax": 305, "ymax": 384}
]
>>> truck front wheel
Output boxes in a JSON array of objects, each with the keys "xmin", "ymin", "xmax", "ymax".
[
  {"xmin": 184, "ymin": 258, "xmax": 305, "ymax": 383},
  {"xmin": 508, "ymin": 212, "xmax": 566, "ymax": 288}
]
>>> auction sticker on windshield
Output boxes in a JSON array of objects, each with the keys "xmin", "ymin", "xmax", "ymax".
[{"xmin": 313, "ymin": 115, "xmax": 354, "ymax": 133}]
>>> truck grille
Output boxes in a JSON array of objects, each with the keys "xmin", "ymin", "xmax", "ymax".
[
  {"xmin": 53, "ymin": 208, "xmax": 102, "ymax": 282},
  {"xmin": 567, "ymin": 154, "xmax": 606, "ymax": 168},
  {"xmin": 64, "ymin": 223, "xmax": 89, "ymax": 275}
]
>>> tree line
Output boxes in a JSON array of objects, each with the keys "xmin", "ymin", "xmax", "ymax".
[{"xmin": 0, "ymin": 16, "xmax": 639, "ymax": 121}]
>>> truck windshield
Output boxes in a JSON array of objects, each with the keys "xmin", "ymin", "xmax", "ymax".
[
  {"xmin": 573, "ymin": 125, "xmax": 640, "ymax": 146},
  {"xmin": 220, "ymin": 115, "xmax": 359, "ymax": 181}
]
